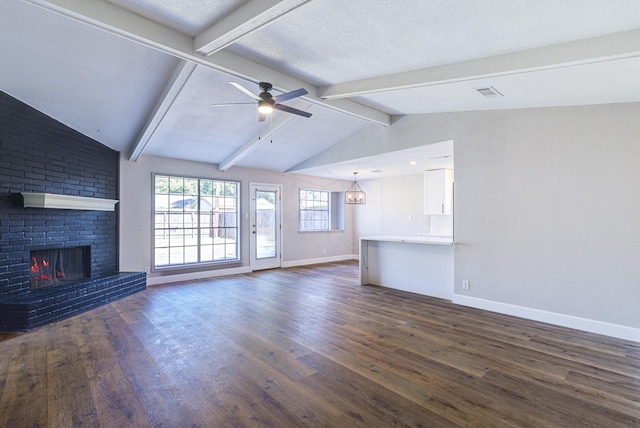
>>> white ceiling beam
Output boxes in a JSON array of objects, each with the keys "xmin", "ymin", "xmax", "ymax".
[
  {"xmin": 22, "ymin": 0, "xmax": 390, "ymax": 126},
  {"xmin": 128, "ymin": 60, "xmax": 197, "ymax": 161},
  {"xmin": 218, "ymin": 102, "xmax": 312, "ymax": 171},
  {"xmin": 319, "ymin": 29, "xmax": 640, "ymax": 99},
  {"xmin": 194, "ymin": 0, "xmax": 310, "ymax": 56}
]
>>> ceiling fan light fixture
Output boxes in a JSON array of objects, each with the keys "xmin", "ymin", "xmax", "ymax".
[
  {"xmin": 258, "ymin": 100, "xmax": 274, "ymax": 114},
  {"xmin": 228, "ymin": 81, "xmax": 311, "ymax": 121},
  {"xmin": 345, "ymin": 172, "xmax": 366, "ymax": 205}
]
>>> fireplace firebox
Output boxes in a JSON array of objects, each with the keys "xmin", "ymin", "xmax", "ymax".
[{"xmin": 29, "ymin": 246, "xmax": 90, "ymax": 290}]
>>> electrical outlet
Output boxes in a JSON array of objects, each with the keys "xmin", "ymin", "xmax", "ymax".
[
  {"xmin": 462, "ymin": 280, "xmax": 470, "ymax": 290},
  {"xmin": 144, "ymin": 266, "xmax": 150, "ymax": 273}
]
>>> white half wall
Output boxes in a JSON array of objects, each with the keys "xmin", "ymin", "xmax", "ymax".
[{"xmin": 119, "ymin": 154, "xmax": 354, "ymax": 282}]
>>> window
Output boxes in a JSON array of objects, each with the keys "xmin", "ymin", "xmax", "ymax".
[
  {"xmin": 299, "ymin": 189, "xmax": 344, "ymax": 232},
  {"xmin": 299, "ymin": 189, "xmax": 329, "ymax": 231},
  {"xmin": 154, "ymin": 175, "xmax": 239, "ymax": 268}
]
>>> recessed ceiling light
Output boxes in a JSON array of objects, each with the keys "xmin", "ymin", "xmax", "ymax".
[{"xmin": 410, "ymin": 161, "xmax": 417, "ymax": 165}]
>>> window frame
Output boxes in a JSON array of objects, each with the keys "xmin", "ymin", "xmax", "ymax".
[
  {"xmin": 298, "ymin": 188, "xmax": 344, "ymax": 232},
  {"xmin": 299, "ymin": 188, "xmax": 330, "ymax": 232},
  {"xmin": 152, "ymin": 173, "xmax": 241, "ymax": 271}
]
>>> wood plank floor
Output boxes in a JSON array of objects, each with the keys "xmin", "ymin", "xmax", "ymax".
[{"xmin": 1, "ymin": 261, "xmax": 639, "ymax": 427}]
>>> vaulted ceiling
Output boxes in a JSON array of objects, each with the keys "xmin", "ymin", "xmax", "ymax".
[{"xmin": 2, "ymin": 0, "xmax": 639, "ymax": 179}]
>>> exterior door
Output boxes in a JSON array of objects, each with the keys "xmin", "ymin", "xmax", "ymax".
[{"xmin": 250, "ymin": 183, "xmax": 282, "ymax": 270}]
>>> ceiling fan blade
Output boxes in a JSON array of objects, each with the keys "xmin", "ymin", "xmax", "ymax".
[
  {"xmin": 274, "ymin": 88, "xmax": 308, "ymax": 103},
  {"xmin": 273, "ymin": 104, "xmax": 312, "ymax": 118},
  {"xmin": 229, "ymin": 81, "xmax": 261, "ymax": 100}
]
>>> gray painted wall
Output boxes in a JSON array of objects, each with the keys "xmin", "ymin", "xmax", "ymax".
[
  {"xmin": 455, "ymin": 104, "xmax": 640, "ymax": 329},
  {"xmin": 346, "ymin": 103, "xmax": 640, "ymax": 330}
]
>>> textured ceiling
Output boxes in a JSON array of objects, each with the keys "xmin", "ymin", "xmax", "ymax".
[
  {"xmin": 229, "ymin": 0, "xmax": 640, "ymax": 85},
  {"xmin": 1, "ymin": 0, "xmax": 639, "ymax": 179},
  {"xmin": 0, "ymin": 0, "xmax": 178, "ymax": 150},
  {"xmin": 106, "ymin": 0, "xmax": 248, "ymax": 36}
]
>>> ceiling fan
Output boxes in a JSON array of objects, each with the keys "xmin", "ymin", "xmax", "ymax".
[{"xmin": 213, "ymin": 81, "xmax": 312, "ymax": 122}]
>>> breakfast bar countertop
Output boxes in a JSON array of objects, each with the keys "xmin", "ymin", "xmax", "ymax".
[{"xmin": 360, "ymin": 235, "xmax": 454, "ymax": 245}]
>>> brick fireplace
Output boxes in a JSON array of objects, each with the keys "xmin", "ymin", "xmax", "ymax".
[{"xmin": 0, "ymin": 91, "xmax": 145, "ymax": 331}]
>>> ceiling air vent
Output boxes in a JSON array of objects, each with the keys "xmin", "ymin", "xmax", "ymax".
[{"xmin": 475, "ymin": 86, "xmax": 503, "ymax": 98}]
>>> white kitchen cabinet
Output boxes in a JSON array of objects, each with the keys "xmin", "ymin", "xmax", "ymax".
[{"xmin": 424, "ymin": 169, "xmax": 453, "ymax": 215}]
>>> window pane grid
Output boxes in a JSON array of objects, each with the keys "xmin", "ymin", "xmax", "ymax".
[
  {"xmin": 154, "ymin": 175, "xmax": 239, "ymax": 268},
  {"xmin": 299, "ymin": 189, "xmax": 330, "ymax": 231}
]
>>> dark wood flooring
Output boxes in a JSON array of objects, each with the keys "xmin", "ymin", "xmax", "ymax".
[{"xmin": 1, "ymin": 261, "xmax": 639, "ymax": 427}]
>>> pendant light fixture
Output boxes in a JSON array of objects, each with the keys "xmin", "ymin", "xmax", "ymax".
[{"xmin": 345, "ymin": 172, "xmax": 366, "ymax": 204}]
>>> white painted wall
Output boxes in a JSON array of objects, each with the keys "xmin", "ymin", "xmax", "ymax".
[
  {"xmin": 339, "ymin": 103, "xmax": 640, "ymax": 336},
  {"xmin": 355, "ymin": 174, "xmax": 433, "ymax": 238},
  {"xmin": 355, "ymin": 173, "xmax": 454, "ymax": 240},
  {"xmin": 119, "ymin": 154, "xmax": 355, "ymax": 282},
  {"xmin": 362, "ymin": 239, "xmax": 454, "ymax": 300}
]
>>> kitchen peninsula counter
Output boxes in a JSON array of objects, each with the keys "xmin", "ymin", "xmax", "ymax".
[
  {"xmin": 361, "ymin": 235, "xmax": 454, "ymax": 245},
  {"xmin": 359, "ymin": 235, "xmax": 454, "ymax": 299}
]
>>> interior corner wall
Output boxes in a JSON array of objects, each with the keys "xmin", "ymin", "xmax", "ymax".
[
  {"xmin": 349, "ymin": 103, "xmax": 640, "ymax": 332},
  {"xmin": 118, "ymin": 154, "xmax": 355, "ymax": 283}
]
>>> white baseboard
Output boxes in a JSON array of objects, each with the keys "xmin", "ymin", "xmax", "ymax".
[
  {"xmin": 281, "ymin": 254, "xmax": 358, "ymax": 268},
  {"xmin": 453, "ymin": 294, "xmax": 640, "ymax": 343},
  {"xmin": 147, "ymin": 266, "xmax": 252, "ymax": 286}
]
